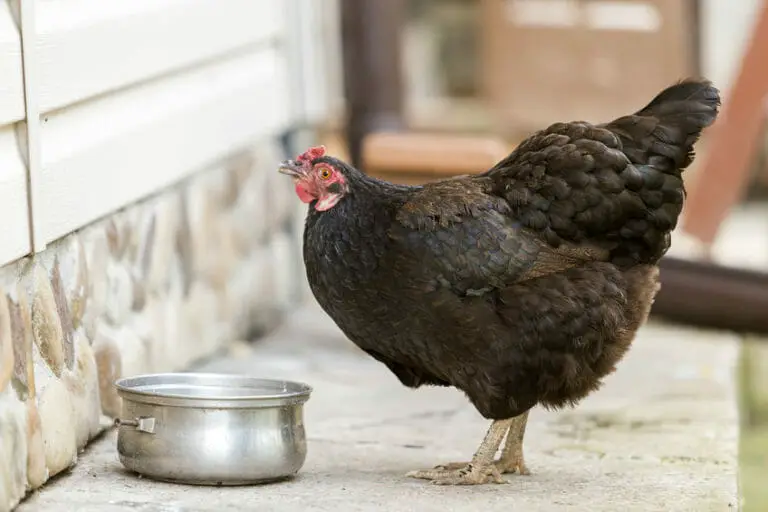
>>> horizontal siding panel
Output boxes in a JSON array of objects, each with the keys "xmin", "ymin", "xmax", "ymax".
[
  {"xmin": 294, "ymin": 0, "xmax": 343, "ymax": 124},
  {"xmin": 0, "ymin": 126, "xmax": 31, "ymax": 265},
  {"xmin": 36, "ymin": 47, "xmax": 291, "ymax": 245},
  {"xmin": 36, "ymin": 0, "xmax": 285, "ymax": 113},
  {"xmin": 0, "ymin": 2, "xmax": 26, "ymax": 125}
]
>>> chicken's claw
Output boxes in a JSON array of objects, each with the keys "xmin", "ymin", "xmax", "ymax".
[
  {"xmin": 406, "ymin": 462, "xmax": 508, "ymax": 485},
  {"xmin": 432, "ymin": 459, "xmax": 530, "ymax": 475},
  {"xmin": 406, "ymin": 418, "xmax": 515, "ymax": 485}
]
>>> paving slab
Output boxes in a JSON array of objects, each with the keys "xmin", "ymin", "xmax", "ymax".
[{"xmin": 17, "ymin": 303, "xmax": 740, "ymax": 512}]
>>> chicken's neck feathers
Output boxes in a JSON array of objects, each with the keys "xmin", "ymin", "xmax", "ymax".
[{"xmin": 303, "ymin": 173, "xmax": 410, "ymax": 286}]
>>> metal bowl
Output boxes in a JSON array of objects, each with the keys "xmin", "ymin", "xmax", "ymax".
[{"xmin": 114, "ymin": 372, "xmax": 312, "ymax": 485}]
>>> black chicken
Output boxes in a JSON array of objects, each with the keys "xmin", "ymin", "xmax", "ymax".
[{"xmin": 278, "ymin": 79, "xmax": 720, "ymax": 485}]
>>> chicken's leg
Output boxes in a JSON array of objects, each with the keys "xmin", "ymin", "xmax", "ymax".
[
  {"xmin": 496, "ymin": 410, "xmax": 530, "ymax": 475},
  {"xmin": 433, "ymin": 411, "xmax": 531, "ymax": 474},
  {"xmin": 405, "ymin": 419, "xmax": 513, "ymax": 485}
]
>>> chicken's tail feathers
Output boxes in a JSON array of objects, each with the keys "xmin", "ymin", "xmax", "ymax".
[
  {"xmin": 599, "ymin": 79, "xmax": 720, "ymax": 267},
  {"xmin": 638, "ymin": 78, "xmax": 720, "ymax": 120},
  {"xmin": 604, "ymin": 78, "xmax": 721, "ymax": 171},
  {"xmin": 481, "ymin": 79, "xmax": 720, "ymax": 268}
]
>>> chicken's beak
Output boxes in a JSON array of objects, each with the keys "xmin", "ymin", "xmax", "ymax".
[{"xmin": 278, "ymin": 160, "xmax": 305, "ymax": 178}]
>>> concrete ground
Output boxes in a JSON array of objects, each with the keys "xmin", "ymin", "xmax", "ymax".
[{"xmin": 18, "ymin": 302, "xmax": 739, "ymax": 512}]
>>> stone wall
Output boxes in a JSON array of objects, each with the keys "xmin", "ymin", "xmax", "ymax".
[{"xmin": 0, "ymin": 139, "xmax": 300, "ymax": 511}]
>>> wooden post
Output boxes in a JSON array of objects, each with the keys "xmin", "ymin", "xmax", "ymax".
[{"xmin": 340, "ymin": 0, "xmax": 406, "ymax": 169}]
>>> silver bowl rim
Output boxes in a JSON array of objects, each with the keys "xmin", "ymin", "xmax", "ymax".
[{"xmin": 114, "ymin": 372, "xmax": 313, "ymax": 406}]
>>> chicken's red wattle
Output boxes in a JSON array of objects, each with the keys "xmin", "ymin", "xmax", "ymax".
[{"xmin": 295, "ymin": 183, "xmax": 315, "ymax": 203}]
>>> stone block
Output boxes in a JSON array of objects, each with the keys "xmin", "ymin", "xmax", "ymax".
[
  {"xmin": 0, "ymin": 294, "xmax": 13, "ymax": 393},
  {"xmin": 92, "ymin": 331, "xmax": 122, "ymax": 418},
  {"xmin": 9, "ymin": 288, "xmax": 33, "ymax": 399},
  {"xmin": 50, "ymin": 260, "xmax": 75, "ymax": 371},
  {"xmin": 0, "ymin": 394, "xmax": 27, "ymax": 512},
  {"xmin": 36, "ymin": 374, "xmax": 77, "ymax": 476},
  {"xmin": 25, "ymin": 401, "xmax": 47, "ymax": 489},
  {"xmin": 30, "ymin": 267, "xmax": 65, "ymax": 378}
]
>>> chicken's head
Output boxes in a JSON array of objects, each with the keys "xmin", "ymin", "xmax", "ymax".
[{"xmin": 278, "ymin": 145, "xmax": 349, "ymax": 211}]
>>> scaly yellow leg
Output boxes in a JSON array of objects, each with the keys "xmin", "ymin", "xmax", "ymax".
[
  {"xmin": 416, "ymin": 411, "xmax": 532, "ymax": 478},
  {"xmin": 405, "ymin": 418, "xmax": 513, "ymax": 485}
]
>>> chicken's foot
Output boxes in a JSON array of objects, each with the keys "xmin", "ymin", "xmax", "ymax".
[
  {"xmin": 429, "ymin": 411, "xmax": 531, "ymax": 476},
  {"xmin": 405, "ymin": 418, "xmax": 513, "ymax": 485}
]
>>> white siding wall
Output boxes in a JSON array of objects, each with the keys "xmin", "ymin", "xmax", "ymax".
[
  {"xmin": 0, "ymin": 0, "xmax": 339, "ymax": 267},
  {"xmin": 285, "ymin": 0, "xmax": 345, "ymax": 126},
  {"xmin": 34, "ymin": 0, "xmax": 285, "ymax": 113},
  {"xmin": 0, "ymin": 1, "xmax": 30, "ymax": 265},
  {"xmin": 26, "ymin": 0, "xmax": 294, "ymax": 248},
  {"xmin": 37, "ymin": 48, "xmax": 289, "ymax": 244}
]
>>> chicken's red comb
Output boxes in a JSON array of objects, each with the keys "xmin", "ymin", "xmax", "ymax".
[{"xmin": 296, "ymin": 145, "xmax": 326, "ymax": 163}]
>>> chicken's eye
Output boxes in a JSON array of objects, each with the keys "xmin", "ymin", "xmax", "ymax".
[{"xmin": 319, "ymin": 167, "xmax": 332, "ymax": 180}]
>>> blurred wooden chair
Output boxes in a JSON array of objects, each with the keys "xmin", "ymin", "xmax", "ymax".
[{"xmin": 362, "ymin": 132, "xmax": 509, "ymax": 185}]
